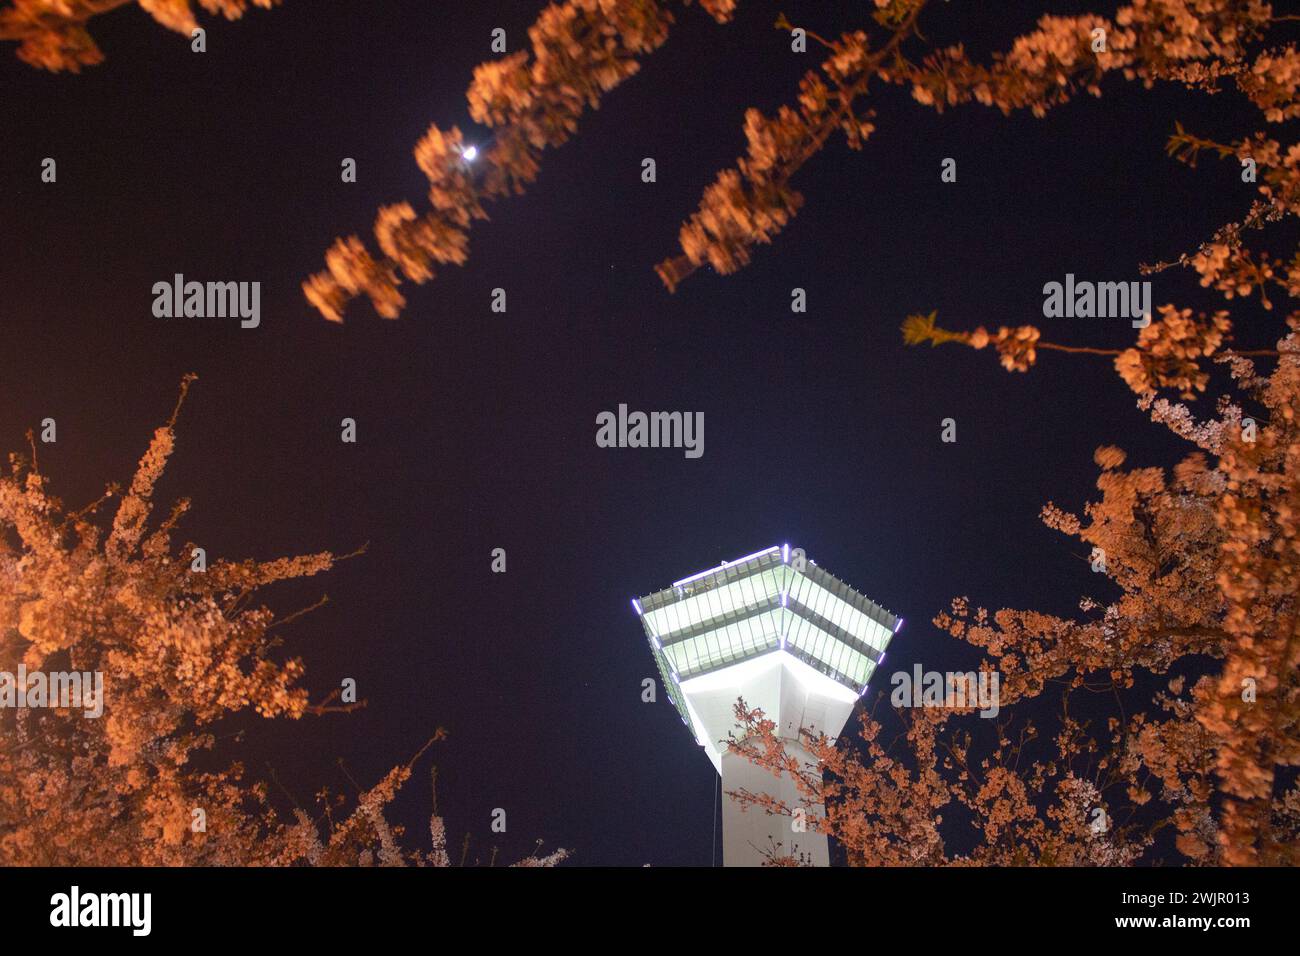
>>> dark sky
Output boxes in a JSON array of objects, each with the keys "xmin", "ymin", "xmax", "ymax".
[{"xmin": 0, "ymin": 1, "xmax": 1262, "ymax": 864}]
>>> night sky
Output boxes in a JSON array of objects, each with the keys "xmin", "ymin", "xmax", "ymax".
[{"xmin": 0, "ymin": 1, "xmax": 1263, "ymax": 864}]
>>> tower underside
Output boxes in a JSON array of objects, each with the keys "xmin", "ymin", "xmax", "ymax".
[{"xmin": 692, "ymin": 652, "xmax": 855, "ymax": 866}]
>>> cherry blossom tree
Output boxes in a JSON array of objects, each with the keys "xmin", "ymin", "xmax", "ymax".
[
  {"xmin": 0, "ymin": 376, "xmax": 566, "ymax": 866},
  {"xmin": 298, "ymin": 0, "xmax": 1298, "ymax": 322},
  {"xmin": 301, "ymin": 0, "xmax": 739, "ymax": 323},
  {"xmin": 0, "ymin": 0, "xmax": 279, "ymax": 72},
  {"xmin": 733, "ymin": 300, "xmax": 1298, "ymax": 863},
  {"xmin": 727, "ymin": 0, "xmax": 1300, "ymax": 867}
]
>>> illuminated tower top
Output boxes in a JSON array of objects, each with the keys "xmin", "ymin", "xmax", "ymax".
[{"xmin": 634, "ymin": 544, "xmax": 901, "ymax": 772}]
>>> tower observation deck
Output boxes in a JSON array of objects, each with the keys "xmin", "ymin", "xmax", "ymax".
[{"xmin": 633, "ymin": 545, "xmax": 901, "ymax": 866}]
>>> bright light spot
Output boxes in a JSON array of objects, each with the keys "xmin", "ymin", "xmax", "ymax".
[{"xmin": 462, "ymin": 145, "xmax": 478, "ymax": 162}]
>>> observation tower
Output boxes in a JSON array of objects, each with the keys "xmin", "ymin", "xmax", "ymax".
[{"xmin": 633, "ymin": 545, "xmax": 901, "ymax": 866}]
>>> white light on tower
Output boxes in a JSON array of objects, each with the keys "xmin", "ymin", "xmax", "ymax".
[
  {"xmin": 634, "ymin": 545, "xmax": 901, "ymax": 866},
  {"xmin": 461, "ymin": 145, "xmax": 478, "ymax": 162}
]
